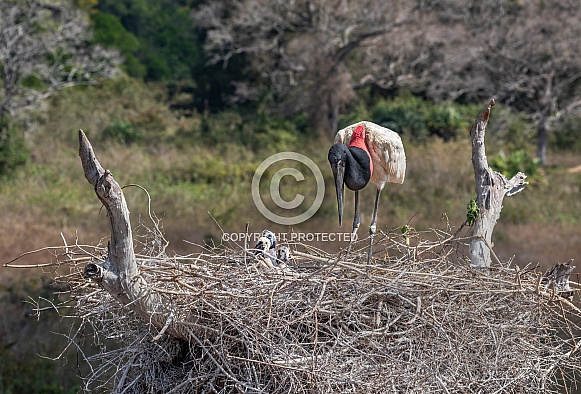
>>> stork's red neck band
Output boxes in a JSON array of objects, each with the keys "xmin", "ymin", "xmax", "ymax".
[{"xmin": 348, "ymin": 125, "xmax": 373, "ymax": 174}]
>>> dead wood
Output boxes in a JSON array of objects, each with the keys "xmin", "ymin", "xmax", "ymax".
[
  {"xmin": 469, "ymin": 100, "xmax": 528, "ymax": 268},
  {"xmin": 79, "ymin": 129, "xmax": 188, "ymax": 340}
]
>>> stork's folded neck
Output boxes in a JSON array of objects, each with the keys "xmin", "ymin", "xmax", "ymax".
[{"xmin": 348, "ymin": 125, "xmax": 373, "ymax": 174}]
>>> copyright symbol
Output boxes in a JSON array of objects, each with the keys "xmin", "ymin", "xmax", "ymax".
[{"xmin": 252, "ymin": 152, "xmax": 325, "ymax": 225}]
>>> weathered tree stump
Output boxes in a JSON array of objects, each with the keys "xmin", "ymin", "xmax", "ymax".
[
  {"xmin": 469, "ymin": 100, "xmax": 528, "ymax": 268},
  {"xmin": 79, "ymin": 130, "xmax": 183, "ymax": 339}
]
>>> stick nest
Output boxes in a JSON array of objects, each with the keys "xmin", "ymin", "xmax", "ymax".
[{"xmin": 17, "ymin": 226, "xmax": 581, "ymax": 393}]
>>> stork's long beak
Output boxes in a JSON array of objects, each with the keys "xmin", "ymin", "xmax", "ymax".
[{"xmin": 331, "ymin": 161, "xmax": 345, "ymax": 228}]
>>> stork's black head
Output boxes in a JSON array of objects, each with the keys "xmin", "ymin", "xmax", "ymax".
[
  {"xmin": 328, "ymin": 143, "xmax": 348, "ymax": 167},
  {"xmin": 328, "ymin": 142, "xmax": 373, "ymax": 228},
  {"xmin": 328, "ymin": 144, "xmax": 348, "ymax": 228}
]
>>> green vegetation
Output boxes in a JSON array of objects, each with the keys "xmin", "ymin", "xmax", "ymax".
[
  {"xmin": 0, "ymin": 121, "xmax": 29, "ymax": 178},
  {"xmin": 554, "ymin": 114, "xmax": 581, "ymax": 153},
  {"xmin": 352, "ymin": 92, "xmax": 480, "ymax": 142},
  {"xmin": 102, "ymin": 120, "xmax": 144, "ymax": 145},
  {"xmin": 0, "ymin": 352, "xmax": 80, "ymax": 394},
  {"xmin": 14, "ymin": 78, "xmax": 581, "ymax": 233},
  {"xmin": 88, "ymin": 0, "xmax": 244, "ymax": 112},
  {"xmin": 92, "ymin": 0, "xmax": 202, "ymax": 81},
  {"xmin": 466, "ymin": 199, "xmax": 479, "ymax": 226},
  {"xmin": 489, "ymin": 149, "xmax": 544, "ymax": 183},
  {"xmin": 92, "ymin": 11, "xmax": 145, "ymax": 78}
]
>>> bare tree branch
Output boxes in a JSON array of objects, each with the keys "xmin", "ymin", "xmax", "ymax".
[
  {"xmin": 0, "ymin": 0, "xmax": 121, "ymax": 126},
  {"xmin": 411, "ymin": 0, "xmax": 581, "ymax": 164},
  {"xmin": 78, "ymin": 130, "xmax": 185, "ymax": 340}
]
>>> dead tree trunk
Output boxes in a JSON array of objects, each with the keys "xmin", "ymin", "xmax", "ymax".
[
  {"xmin": 79, "ymin": 130, "xmax": 184, "ymax": 340},
  {"xmin": 537, "ymin": 69, "xmax": 555, "ymax": 167},
  {"xmin": 469, "ymin": 100, "xmax": 528, "ymax": 268}
]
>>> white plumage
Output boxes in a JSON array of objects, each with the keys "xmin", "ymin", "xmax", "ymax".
[{"xmin": 334, "ymin": 121, "xmax": 406, "ymax": 189}]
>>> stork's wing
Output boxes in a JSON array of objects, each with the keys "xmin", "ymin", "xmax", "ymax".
[{"xmin": 335, "ymin": 121, "xmax": 406, "ymax": 185}]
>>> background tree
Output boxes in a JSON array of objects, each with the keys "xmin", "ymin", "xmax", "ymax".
[
  {"xmin": 407, "ymin": 0, "xmax": 581, "ymax": 165},
  {"xmin": 91, "ymin": 0, "xmax": 245, "ymax": 112},
  {"xmin": 194, "ymin": 0, "xmax": 418, "ymax": 135},
  {"xmin": 0, "ymin": 0, "xmax": 120, "ymax": 174},
  {"xmin": 93, "ymin": 0, "xmax": 201, "ymax": 81},
  {"xmin": 481, "ymin": 1, "xmax": 581, "ymax": 166}
]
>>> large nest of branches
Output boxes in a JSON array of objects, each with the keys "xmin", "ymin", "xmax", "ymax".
[{"xmin": 16, "ymin": 226, "xmax": 581, "ymax": 394}]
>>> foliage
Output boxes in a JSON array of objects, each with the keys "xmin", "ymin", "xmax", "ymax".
[
  {"xmin": 0, "ymin": 279, "xmax": 84, "ymax": 394},
  {"xmin": 0, "ymin": 0, "xmax": 120, "ymax": 180},
  {"xmin": 361, "ymin": 92, "xmax": 475, "ymax": 142},
  {"xmin": 162, "ymin": 154, "xmax": 257, "ymax": 186},
  {"xmin": 489, "ymin": 149, "xmax": 543, "ymax": 183},
  {"xmin": 553, "ymin": 114, "xmax": 581, "ymax": 153},
  {"xmin": 339, "ymin": 101, "xmax": 372, "ymax": 127},
  {"xmin": 3, "ymin": 83, "xmax": 581, "ymax": 392},
  {"xmin": 196, "ymin": 110, "xmax": 302, "ymax": 153},
  {"xmin": 90, "ymin": 0, "xmax": 246, "ymax": 111},
  {"xmin": 0, "ymin": 122, "xmax": 29, "ymax": 178},
  {"xmin": 3, "ymin": 2, "xmax": 581, "ymax": 390},
  {"xmin": 400, "ymin": 224, "xmax": 412, "ymax": 246},
  {"xmin": 466, "ymin": 198, "xmax": 479, "ymax": 226},
  {"xmin": 369, "ymin": 95, "xmax": 429, "ymax": 140},
  {"xmin": 194, "ymin": 0, "xmax": 425, "ymax": 134},
  {"xmin": 102, "ymin": 120, "xmax": 143, "ymax": 145},
  {"xmin": 93, "ymin": 0, "xmax": 201, "ymax": 82},
  {"xmin": 31, "ymin": 75, "xmax": 581, "ymax": 230},
  {"xmin": 0, "ymin": 350, "xmax": 79, "ymax": 394},
  {"xmin": 45, "ymin": 77, "xmax": 181, "ymax": 147},
  {"xmin": 91, "ymin": 12, "xmax": 146, "ymax": 78},
  {"xmin": 482, "ymin": 107, "xmax": 537, "ymax": 152},
  {"xmin": 0, "ymin": 0, "xmax": 120, "ymax": 115}
]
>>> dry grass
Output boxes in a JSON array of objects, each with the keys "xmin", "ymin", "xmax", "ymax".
[{"xmin": 8, "ymin": 225, "xmax": 581, "ymax": 394}]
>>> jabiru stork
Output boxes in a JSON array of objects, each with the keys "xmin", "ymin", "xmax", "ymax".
[{"xmin": 328, "ymin": 121, "xmax": 406, "ymax": 262}]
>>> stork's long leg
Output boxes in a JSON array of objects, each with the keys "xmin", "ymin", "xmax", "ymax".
[
  {"xmin": 367, "ymin": 187, "xmax": 382, "ymax": 263},
  {"xmin": 346, "ymin": 190, "xmax": 360, "ymax": 255},
  {"xmin": 352, "ymin": 190, "xmax": 360, "ymax": 236}
]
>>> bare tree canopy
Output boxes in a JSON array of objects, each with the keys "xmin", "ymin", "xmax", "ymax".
[
  {"xmin": 0, "ymin": 0, "xmax": 121, "ymax": 120},
  {"xmin": 409, "ymin": 0, "xmax": 581, "ymax": 164},
  {"xmin": 194, "ymin": 0, "xmax": 417, "ymax": 135},
  {"xmin": 194, "ymin": 0, "xmax": 581, "ymax": 154}
]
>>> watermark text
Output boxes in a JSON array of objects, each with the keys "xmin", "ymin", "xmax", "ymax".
[{"xmin": 222, "ymin": 232, "xmax": 357, "ymax": 243}]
